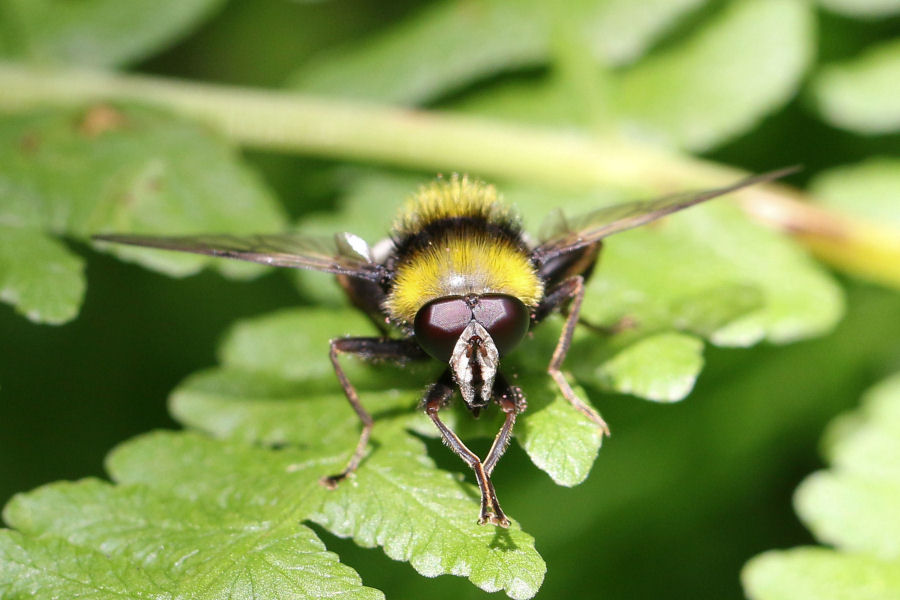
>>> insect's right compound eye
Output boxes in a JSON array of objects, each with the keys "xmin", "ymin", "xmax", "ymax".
[{"xmin": 413, "ymin": 297, "xmax": 473, "ymax": 362}]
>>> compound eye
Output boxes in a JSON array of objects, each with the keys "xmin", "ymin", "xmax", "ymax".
[
  {"xmin": 472, "ymin": 295, "xmax": 530, "ymax": 356},
  {"xmin": 414, "ymin": 297, "xmax": 473, "ymax": 362}
]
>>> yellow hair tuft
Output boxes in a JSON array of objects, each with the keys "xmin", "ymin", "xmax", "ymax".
[{"xmin": 395, "ymin": 174, "xmax": 513, "ymax": 235}]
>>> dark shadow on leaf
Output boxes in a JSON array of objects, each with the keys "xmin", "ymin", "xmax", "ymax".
[{"xmin": 489, "ymin": 527, "xmax": 519, "ymax": 551}]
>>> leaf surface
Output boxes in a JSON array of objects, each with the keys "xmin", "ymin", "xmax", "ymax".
[
  {"xmin": 105, "ymin": 430, "xmax": 546, "ymax": 599},
  {"xmin": 2, "ymin": 478, "xmax": 381, "ymax": 600},
  {"xmin": 613, "ymin": 0, "xmax": 813, "ymax": 151},
  {"xmin": 812, "ymin": 38, "xmax": 900, "ymax": 134},
  {"xmin": 0, "ymin": 0, "xmax": 226, "ymax": 67},
  {"xmin": 0, "ymin": 105, "xmax": 286, "ymax": 323},
  {"xmin": 743, "ymin": 373, "xmax": 900, "ymax": 600}
]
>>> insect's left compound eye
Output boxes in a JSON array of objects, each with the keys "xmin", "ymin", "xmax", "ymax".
[
  {"xmin": 414, "ymin": 297, "xmax": 473, "ymax": 362},
  {"xmin": 472, "ymin": 295, "xmax": 530, "ymax": 356}
]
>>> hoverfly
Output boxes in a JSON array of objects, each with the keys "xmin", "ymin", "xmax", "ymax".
[{"xmin": 95, "ymin": 168, "xmax": 795, "ymax": 527}]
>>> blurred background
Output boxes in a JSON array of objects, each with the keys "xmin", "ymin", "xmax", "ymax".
[{"xmin": 1, "ymin": 1, "xmax": 899, "ymax": 598}]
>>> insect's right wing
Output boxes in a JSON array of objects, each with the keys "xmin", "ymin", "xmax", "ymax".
[
  {"xmin": 92, "ymin": 231, "xmax": 387, "ymax": 282},
  {"xmin": 532, "ymin": 167, "xmax": 799, "ymax": 265}
]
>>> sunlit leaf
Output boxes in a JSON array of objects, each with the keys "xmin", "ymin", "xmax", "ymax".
[
  {"xmin": 0, "ymin": 0, "xmax": 226, "ymax": 67},
  {"xmin": 810, "ymin": 158, "xmax": 900, "ymax": 226},
  {"xmin": 2, "ymin": 478, "xmax": 382, "ymax": 600},
  {"xmin": 743, "ymin": 373, "xmax": 900, "ymax": 600},
  {"xmin": 106, "ymin": 430, "xmax": 546, "ymax": 599},
  {"xmin": 288, "ymin": 0, "xmax": 705, "ymax": 104},
  {"xmin": 613, "ymin": 0, "xmax": 814, "ymax": 151},
  {"xmin": 0, "ymin": 225, "xmax": 83, "ymax": 324},
  {"xmin": 0, "ymin": 104, "xmax": 286, "ymax": 323},
  {"xmin": 744, "ymin": 548, "xmax": 900, "ymax": 600},
  {"xmin": 817, "ymin": 0, "xmax": 900, "ymax": 19},
  {"xmin": 812, "ymin": 38, "xmax": 900, "ymax": 134}
]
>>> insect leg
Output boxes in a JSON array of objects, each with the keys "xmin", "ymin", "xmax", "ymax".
[
  {"xmin": 536, "ymin": 276, "xmax": 611, "ymax": 435},
  {"xmin": 321, "ymin": 337, "xmax": 426, "ymax": 488},
  {"xmin": 424, "ymin": 371, "xmax": 509, "ymax": 527},
  {"xmin": 483, "ymin": 373, "xmax": 526, "ymax": 477}
]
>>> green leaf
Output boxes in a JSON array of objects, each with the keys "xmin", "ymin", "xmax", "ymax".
[
  {"xmin": 515, "ymin": 374, "xmax": 604, "ymax": 486},
  {"xmin": 216, "ymin": 306, "xmax": 439, "ymax": 390},
  {"xmin": 812, "ymin": 38, "xmax": 900, "ymax": 134},
  {"xmin": 106, "ymin": 431, "xmax": 546, "ymax": 599},
  {"xmin": 575, "ymin": 331, "xmax": 705, "ymax": 402},
  {"xmin": 582, "ymin": 202, "xmax": 841, "ymax": 346},
  {"xmin": 2, "ymin": 478, "xmax": 382, "ymax": 600},
  {"xmin": 0, "ymin": 0, "xmax": 226, "ymax": 67},
  {"xmin": 810, "ymin": 158, "xmax": 900, "ymax": 226},
  {"xmin": 288, "ymin": 0, "xmax": 705, "ymax": 104},
  {"xmin": 0, "ymin": 530, "xmax": 170, "ymax": 599},
  {"xmin": 742, "ymin": 373, "xmax": 900, "ymax": 600},
  {"xmin": 0, "ymin": 104, "xmax": 286, "ymax": 323},
  {"xmin": 0, "ymin": 225, "xmax": 83, "ymax": 324},
  {"xmin": 744, "ymin": 548, "xmax": 900, "ymax": 600},
  {"xmin": 817, "ymin": 0, "xmax": 900, "ymax": 19},
  {"xmin": 796, "ymin": 374, "xmax": 900, "ymax": 556},
  {"xmin": 170, "ymin": 367, "xmax": 421, "ymax": 448},
  {"xmin": 613, "ymin": 0, "xmax": 814, "ymax": 151}
]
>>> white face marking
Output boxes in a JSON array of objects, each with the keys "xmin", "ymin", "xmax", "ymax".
[{"xmin": 449, "ymin": 320, "xmax": 499, "ymax": 408}]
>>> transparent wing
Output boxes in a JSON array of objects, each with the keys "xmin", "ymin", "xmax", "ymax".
[
  {"xmin": 532, "ymin": 167, "xmax": 799, "ymax": 263},
  {"xmin": 92, "ymin": 231, "xmax": 386, "ymax": 281}
]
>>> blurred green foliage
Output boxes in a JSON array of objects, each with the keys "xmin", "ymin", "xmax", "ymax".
[{"xmin": 1, "ymin": 0, "xmax": 899, "ymax": 598}]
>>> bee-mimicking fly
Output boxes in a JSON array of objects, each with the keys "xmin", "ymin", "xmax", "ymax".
[{"xmin": 95, "ymin": 168, "xmax": 795, "ymax": 527}]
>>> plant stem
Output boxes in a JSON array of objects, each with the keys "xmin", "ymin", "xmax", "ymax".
[{"xmin": 1, "ymin": 61, "xmax": 898, "ymax": 289}]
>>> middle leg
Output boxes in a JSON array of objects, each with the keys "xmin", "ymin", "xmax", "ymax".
[{"xmin": 533, "ymin": 276, "xmax": 610, "ymax": 435}]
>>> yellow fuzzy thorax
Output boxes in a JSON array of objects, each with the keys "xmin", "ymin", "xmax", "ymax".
[
  {"xmin": 387, "ymin": 233, "xmax": 543, "ymax": 323},
  {"xmin": 385, "ymin": 176, "xmax": 543, "ymax": 324}
]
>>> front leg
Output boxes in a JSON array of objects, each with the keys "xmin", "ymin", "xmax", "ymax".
[
  {"xmin": 533, "ymin": 276, "xmax": 610, "ymax": 435},
  {"xmin": 322, "ymin": 337, "xmax": 427, "ymax": 488},
  {"xmin": 483, "ymin": 373, "xmax": 526, "ymax": 477},
  {"xmin": 424, "ymin": 370, "xmax": 509, "ymax": 527}
]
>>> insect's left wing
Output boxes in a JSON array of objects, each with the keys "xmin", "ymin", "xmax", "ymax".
[
  {"xmin": 532, "ymin": 166, "xmax": 799, "ymax": 264},
  {"xmin": 93, "ymin": 232, "xmax": 386, "ymax": 281}
]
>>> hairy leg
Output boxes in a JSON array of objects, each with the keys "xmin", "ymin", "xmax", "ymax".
[
  {"xmin": 321, "ymin": 337, "xmax": 426, "ymax": 487},
  {"xmin": 424, "ymin": 370, "xmax": 510, "ymax": 527},
  {"xmin": 533, "ymin": 276, "xmax": 610, "ymax": 435}
]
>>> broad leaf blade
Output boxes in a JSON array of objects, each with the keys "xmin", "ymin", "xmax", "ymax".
[
  {"xmin": 743, "ymin": 373, "xmax": 900, "ymax": 599},
  {"xmin": 170, "ymin": 367, "xmax": 420, "ymax": 448},
  {"xmin": 288, "ymin": 0, "xmax": 706, "ymax": 104},
  {"xmin": 0, "ymin": 0, "xmax": 226, "ymax": 67},
  {"xmin": 515, "ymin": 373, "xmax": 604, "ymax": 486},
  {"xmin": 0, "ymin": 104, "xmax": 287, "ymax": 324},
  {"xmin": 613, "ymin": 0, "xmax": 813, "ymax": 151},
  {"xmin": 810, "ymin": 158, "xmax": 900, "ymax": 225},
  {"xmin": 107, "ymin": 431, "xmax": 546, "ymax": 600},
  {"xmin": 812, "ymin": 38, "xmax": 900, "ymax": 134},
  {"xmin": 744, "ymin": 548, "xmax": 900, "ymax": 600},
  {"xmin": 3, "ymin": 478, "xmax": 382, "ymax": 600},
  {"xmin": 0, "ymin": 225, "xmax": 84, "ymax": 324},
  {"xmin": 0, "ymin": 530, "xmax": 169, "ymax": 599},
  {"xmin": 817, "ymin": 0, "xmax": 900, "ymax": 18}
]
